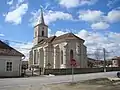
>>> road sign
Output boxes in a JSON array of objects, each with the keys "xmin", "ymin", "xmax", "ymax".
[
  {"xmin": 70, "ymin": 58, "xmax": 76, "ymax": 83},
  {"xmin": 70, "ymin": 58, "xmax": 76, "ymax": 67}
]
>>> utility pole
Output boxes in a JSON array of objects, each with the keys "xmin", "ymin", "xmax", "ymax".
[
  {"xmin": 103, "ymin": 48, "xmax": 106, "ymax": 72},
  {"xmin": 71, "ymin": 64, "xmax": 74, "ymax": 83}
]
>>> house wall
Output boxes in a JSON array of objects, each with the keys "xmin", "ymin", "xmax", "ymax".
[
  {"xmin": 0, "ymin": 56, "xmax": 22, "ymax": 77},
  {"xmin": 112, "ymin": 60, "xmax": 120, "ymax": 67}
]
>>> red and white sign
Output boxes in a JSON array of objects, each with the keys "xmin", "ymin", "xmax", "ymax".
[{"xmin": 70, "ymin": 58, "xmax": 77, "ymax": 67}]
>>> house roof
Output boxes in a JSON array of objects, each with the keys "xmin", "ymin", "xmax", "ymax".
[
  {"xmin": 0, "ymin": 40, "xmax": 24, "ymax": 56},
  {"xmin": 112, "ymin": 56, "xmax": 120, "ymax": 60}
]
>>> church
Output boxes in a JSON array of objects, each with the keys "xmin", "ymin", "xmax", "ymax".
[{"xmin": 29, "ymin": 9, "xmax": 88, "ymax": 69}]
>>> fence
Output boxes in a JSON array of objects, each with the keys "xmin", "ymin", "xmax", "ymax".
[{"xmin": 44, "ymin": 67, "xmax": 120, "ymax": 75}]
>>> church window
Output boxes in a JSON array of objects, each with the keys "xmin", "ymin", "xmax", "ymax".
[
  {"xmin": 61, "ymin": 50, "xmax": 63, "ymax": 64},
  {"xmin": 42, "ymin": 27, "xmax": 44, "ymax": 29},
  {"xmin": 34, "ymin": 50, "xmax": 37, "ymax": 64},
  {"xmin": 42, "ymin": 31, "xmax": 44, "ymax": 36},
  {"xmin": 35, "ymin": 31, "xmax": 37, "ymax": 37},
  {"xmin": 70, "ymin": 49, "xmax": 74, "ymax": 59}
]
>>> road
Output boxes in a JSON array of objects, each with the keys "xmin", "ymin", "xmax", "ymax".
[{"xmin": 0, "ymin": 71, "xmax": 118, "ymax": 90}]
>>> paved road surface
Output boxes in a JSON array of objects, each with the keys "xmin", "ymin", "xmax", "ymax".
[{"xmin": 0, "ymin": 71, "xmax": 118, "ymax": 90}]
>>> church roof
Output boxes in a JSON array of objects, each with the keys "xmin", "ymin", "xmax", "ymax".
[
  {"xmin": 32, "ymin": 33, "xmax": 84, "ymax": 48},
  {"xmin": 0, "ymin": 40, "xmax": 24, "ymax": 56},
  {"xmin": 53, "ymin": 33, "xmax": 84, "ymax": 43},
  {"xmin": 45, "ymin": 36, "xmax": 56, "ymax": 43}
]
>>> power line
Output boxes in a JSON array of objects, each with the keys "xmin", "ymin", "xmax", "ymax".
[
  {"xmin": 13, "ymin": 47, "xmax": 32, "ymax": 50},
  {"xmin": 0, "ymin": 38, "xmax": 29, "ymax": 44}
]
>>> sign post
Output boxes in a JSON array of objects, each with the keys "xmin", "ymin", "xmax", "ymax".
[
  {"xmin": 72, "ymin": 64, "xmax": 74, "ymax": 83},
  {"xmin": 70, "ymin": 58, "xmax": 76, "ymax": 83}
]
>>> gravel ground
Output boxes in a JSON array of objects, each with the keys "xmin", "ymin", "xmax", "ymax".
[
  {"xmin": 44, "ymin": 78, "xmax": 120, "ymax": 90},
  {"xmin": 0, "ymin": 72, "xmax": 118, "ymax": 90}
]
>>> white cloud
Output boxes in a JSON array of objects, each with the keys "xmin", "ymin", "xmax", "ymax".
[
  {"xmin": 44, "ymin": 10, "xmax": 73, "ymax": 24},
  {"xmin": 91, "ymin": 22, "xmax": 110, "ymax": 30},
  {"xmin": 7, "ymin": 0, "xmax": 13, "ymax": 5},
  {"xmin": 79, "ymin": 10, "xmax": 104, "ymax": 22},
  {"xmin": 106, "ymin": 9, "xmax": 120, "ymax": 23},
  {"xmin": 55, "ymin": 30, "xmax": 68, "ymax": 36},
  {"xmin": 11, "ymin": 42, "xmax": 33, "ymax": 60},
  {"xmin": 78, "ymin": 9, "xmax": 120, "ymax": 24},
  {"xmin": 58, "ymin": 0, "xmax": 98, "ymax": 8},
  {"xmin": 18, "ymin": 0, "xmax": 24, "ymax": 3},
  {"xmin": 76, "ymin": 29, "xmax": 89, "ymax": 39},
  {"xmin": 48, "ymin": 28, "xmax": 54, "ymax": 37},
  {"xmin": 107, "ymin": 0, "xmax": 120, "ymax": 8},
  {"xmin": 51, "ymin": 29, "xmax": 120, "ymax": 59},
  {"xmin": 59, "ymin": 0, "xmax": 80, "ymax": 8},
  {"xmin": 30, "ymin": 10, "xmax": 73, "ymax": 26},
  {"xmin": 5, "ymin": 3, "xmax": 28, "ymax": 24},
  {"xmin": 76, "ymin": 29, "xmax": 120, "ymax": 58},
  {"xmin": 0, "ymin": 33, "xmax": 5, "ymax": 37}
]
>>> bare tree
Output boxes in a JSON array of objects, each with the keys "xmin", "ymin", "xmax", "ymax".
[
  {"xmin": 94, "ymin": 48, "xmax": 102, "ymax": 60},
  {"xmin": 94, "ymin": 48, "xmax": 103, "ymax": 67}
]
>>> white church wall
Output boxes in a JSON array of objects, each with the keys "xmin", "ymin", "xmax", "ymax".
[
  {"xmin": 47, "ymin": 45, "xmax": 54, "ymax": 68},
  {"xmin": 58, "ymin": 42, "xmax": 68, "ymax": 68}
]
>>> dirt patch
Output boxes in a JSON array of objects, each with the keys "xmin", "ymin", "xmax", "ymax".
[{"xmin": 43, "ymin": 78, "xmax": 120, "ymax": 90}]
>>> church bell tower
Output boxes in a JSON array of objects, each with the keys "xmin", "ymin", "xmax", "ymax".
[{"xmin": 33, "ymin": 8, "xmax": 48, "ymax": 45}]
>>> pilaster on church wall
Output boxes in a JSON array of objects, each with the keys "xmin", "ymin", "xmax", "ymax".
[
  {"xmin": 48, "ymin": 45, "xmax": 54, "ymax": 68},
  {"xmin": 75, "ymin": 42, "xmax": 81, "ymax": 68},
  {"xmin": 58, "ymin": 42, "xmax": 68, "ymax": 68},
  {"xmin": 83, "ymin": 45, "xmax": 88, "ymax": 68},
  {"xmin": 43, "ymin": 47, "xmax": 47, "ymax": 68},
  {"xmin": 53, "ymin": 44, "xmax": 60, "ymax": 68}
]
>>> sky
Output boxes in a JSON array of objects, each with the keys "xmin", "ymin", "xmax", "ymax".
[{"xmin": 0, "ymin": 0, "xmax": 120, "ymax": 60}]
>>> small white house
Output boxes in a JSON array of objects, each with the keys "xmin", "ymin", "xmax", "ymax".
[{"xmin": 0, "ymin": 40, "xmax": 24, "ymax": 77}]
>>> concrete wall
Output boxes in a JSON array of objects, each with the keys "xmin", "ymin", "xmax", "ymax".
[
  {"xmin": 0, "ymin": 56, "xmax": 22, "ymax": 77},
  {"xmin": 44, "ymin": 67, "xmax": 120, "ymax": 75}
]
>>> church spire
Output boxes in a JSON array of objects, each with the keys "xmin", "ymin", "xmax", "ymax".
[{"xmin": 39, "ymin": 8, "xmax": 45, "ymax": 24}]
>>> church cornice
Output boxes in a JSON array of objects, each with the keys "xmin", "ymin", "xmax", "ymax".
[{"xmin": 34, "ymin": 23, "xmax": 48, "ymax": 28}]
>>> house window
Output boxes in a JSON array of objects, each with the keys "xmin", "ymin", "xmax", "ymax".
[
  {"xmin": 70, "ymin": 49, "xmax": 74, "ymax": 59},
  {"xmin": 42, "ymin": 31, "xmax": 44, "ymax": 36},
  {"xmin": 6, "ymin": 62, "xmax": 12, "ymax": 71}
]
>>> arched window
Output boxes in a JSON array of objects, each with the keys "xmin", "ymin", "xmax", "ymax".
[
  {"xmin": 42, "ymin": 31, "xmax": 44, "ymax": 36},
  {"xmin": 61, "ymin": 50, "xmax": 63, "ymax": 64},
  {"xmin": 35, "ymin": 31, "xmax": 37, "ymax": 37},
  {"xmin": 70, "ymin": 49, "xmax": 74, "ymax": 59}
]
